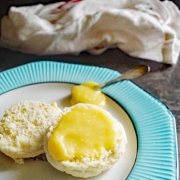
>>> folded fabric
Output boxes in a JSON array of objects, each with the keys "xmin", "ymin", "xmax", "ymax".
[{"xmin": 0, "ymin": 0, "xmax": 180, "ymax": 64}]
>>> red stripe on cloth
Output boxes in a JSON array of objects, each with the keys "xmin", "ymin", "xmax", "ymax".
[{"xmin": 58, "ymin": 0, "xmax": 82, "ymax": 9}]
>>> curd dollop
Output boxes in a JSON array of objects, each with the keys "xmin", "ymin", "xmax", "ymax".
[
  {"xmin": 70, "ymin": 82, "xmax": 106, "ymax": 108},
  {"xmin": 48, "ymin": 106, "xmax": 117, "ymax": 161}
]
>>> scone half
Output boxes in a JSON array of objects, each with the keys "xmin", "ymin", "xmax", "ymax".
[
  {"xmin": 0, "ymin": 100, "xmax": 61, "ymax": 164},
  {"xmin": 44, "ymin": 103, "xmax": 127, "ymax": 178}
]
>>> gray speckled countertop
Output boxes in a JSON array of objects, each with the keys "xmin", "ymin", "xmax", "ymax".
[
  {"xmin": 0, "ymin": 0, "xmax": 180, "ymax": 178},
  {"xmin": 0, "ymin": 47, "xmax": 179, "ymax": 172}
]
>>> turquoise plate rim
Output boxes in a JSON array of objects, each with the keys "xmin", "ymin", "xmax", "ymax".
[{"xmin": 0, "ymin": 61, "xmax": 178, "ymax": 180}]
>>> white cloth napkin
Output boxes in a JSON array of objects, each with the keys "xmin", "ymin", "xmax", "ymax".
[{"xmin": 1, "ymin": 0, "xmax": 180, "ymax": 64}]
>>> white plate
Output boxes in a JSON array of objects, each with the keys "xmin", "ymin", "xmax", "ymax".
[{"xmin": 0, "ymin": 83, "xmax": 137, "ymax": 180}]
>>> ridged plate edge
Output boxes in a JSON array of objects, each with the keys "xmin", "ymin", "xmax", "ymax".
[{"xmin": 0, "ymin": 61, "xmax": 178, "ymax": 180}]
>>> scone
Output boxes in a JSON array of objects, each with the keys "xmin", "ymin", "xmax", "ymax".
[
  {"xmin": 44, "ymin": 103, "xmax": 127, "ymax": 178},
  {"xmin": 0, "ymin": 100, "xmax": 61, "ymax": 164}
]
